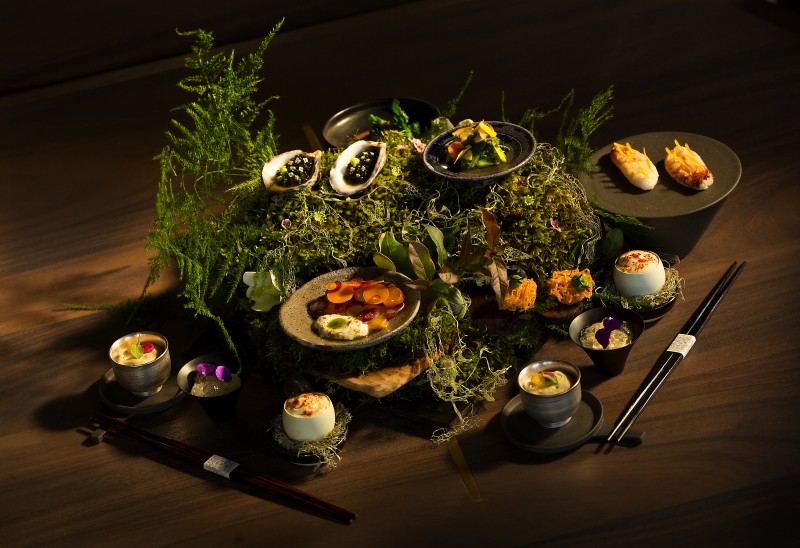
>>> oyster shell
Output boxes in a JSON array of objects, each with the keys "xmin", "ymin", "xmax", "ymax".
[
  {"xmin": 329, "ymin": 140, "xmax": 387, "ymax": 196},
  {"xmin": 262, "ymin": 150, "xmax": 321, "ymax": 191}
]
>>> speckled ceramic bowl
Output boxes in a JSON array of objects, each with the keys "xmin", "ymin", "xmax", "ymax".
[{"xmin": 279, "ymin": 267, "xmax": 421, "ymax": 351}]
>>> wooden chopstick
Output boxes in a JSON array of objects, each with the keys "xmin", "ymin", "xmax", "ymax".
[
  {"xmin": 91, "ymin": 412, "xmax": 357, "ymax": 524},
  {"xmin": 607, "ymin": 261, "xmax": 747, "ymax": 443}
]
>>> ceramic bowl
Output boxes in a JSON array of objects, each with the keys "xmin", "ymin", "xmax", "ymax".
[
  {"xmin": 279, "ymin": 266, "xmax": 420, "ymax": 351},
  {"xmin": 517, "ymin": 360, "xmax": 582, "ymax": 428},
  {"xmin": 109, "ymin": 332, "xmax": 171, "ymax": 397},
  {"xmin": 423, "ymin": 121, "xmax": 536, "ymax": 182},
  {"xmin": 569, "ymin": 307, "xmax": 644, "ymax": 376},
  {"xmin": 282, "ymin": 392, "xmax": 336, "ymax": 441}
]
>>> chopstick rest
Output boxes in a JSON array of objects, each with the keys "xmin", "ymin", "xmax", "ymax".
[
  {"xmin": 204, "ymin": 455, "xmax": 240, "ymax": 478},
  {"xmin": 667, "ymin": 334, "xmax": 695, "ymax": 356}
]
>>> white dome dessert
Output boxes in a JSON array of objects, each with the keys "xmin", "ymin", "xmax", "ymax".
[
  {"xmin": 282, "ymin": 392, "xmax": 336, "ymax": 441},
  {"xmin": 613, "ymin": 250, "xmax": 666, "ymax": 298}
]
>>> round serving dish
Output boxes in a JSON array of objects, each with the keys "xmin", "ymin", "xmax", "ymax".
[
  {"xmin": 322, "ymin": 98, "xmax": 439, "ymax": 148},
  {"xmin": 423, "ymin": 121, "xmax": 536, "ymax": 182},
  {"xmin": 580, "ymin": 132, "xmax": 741, "ymax": 258},
  {"xmin": 279, "ymin": 266, "xmax": 421, "ymax": 351}
]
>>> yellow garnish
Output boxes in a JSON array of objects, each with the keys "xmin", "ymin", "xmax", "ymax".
[
  {"xmin": 547, "ymin": 268, "xmax": 594, "ymax": 305},
  {"xmin": 502, "ymin": 278, "xmax": 538, "ymax": 312},
  {"xmin": 666, "ymin": 141, "xmax": 705, "ymax": 170},
  {"xmin": 530, "ymin": 373, "xmax": 548, "ymax": 388}
]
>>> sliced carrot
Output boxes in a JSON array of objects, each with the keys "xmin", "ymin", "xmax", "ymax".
[
  {"xmin": 326, "ymin": 281, "xmax": 341, "ymax": 291},
  {"xmin": 447, "ymin": 141, "xmax": 465, "ymax": 162},
  {"xmin": 383, "ymin": 285, "xmax": 405, "ymax": 307},
  {"xmin": 327, "ymin": 284, "xmax": 355, "ymax": 303},
  {"xmin": 353, "ymin": 287, "xmax": 366, "ymax": 303},
  {"xmin": 344, "ymin": 278, "xmax": 364, "ymax": 289},
  {"xmin": 362, "ymin": 284, "xmax": 390, "ymax": 305}
]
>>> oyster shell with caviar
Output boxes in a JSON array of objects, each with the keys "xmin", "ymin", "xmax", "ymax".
[
  {"xmin": 262, "ymin": 150, "xmax": 322, "ymax": 191},
  {"xmin": 329, "ymin": 140, "xmax": 386, "ymax": 196}
]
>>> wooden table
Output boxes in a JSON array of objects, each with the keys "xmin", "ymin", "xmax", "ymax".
[{"xmin": 2, "ymin": 1, "xmax": 799, "ymax": 545}]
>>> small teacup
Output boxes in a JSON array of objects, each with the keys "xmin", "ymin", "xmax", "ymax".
[
  {"xmin": 517, "ymin": 360, "xmax": 582, "ymax": 428},
  {"xmin": 109, "ymin": 332, "xmax": 171, "ymax": 397}
]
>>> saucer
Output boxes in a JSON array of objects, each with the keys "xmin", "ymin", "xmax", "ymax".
[
  {"xmin": 635, "ymin": 296, "xmax": 677, "ymax": 324},
  {"xmin": 267, "ymin": 425, "xmax": 348, "ymax": 466},
  {"xmin": 501, "ymin": 392, "xmax": 644, "ymax": 453},
  {"xmin": 98, "ymin": 365, "xmax": 185, "ymax": 416}
]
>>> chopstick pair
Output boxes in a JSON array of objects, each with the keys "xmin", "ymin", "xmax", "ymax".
[
  {"xmin": 90, "ymin": 412, "xmax": 357, "ymax": 524},
  {"xmin": 607, "ymin": 260, "xmax": 747, "ymax": 443}
]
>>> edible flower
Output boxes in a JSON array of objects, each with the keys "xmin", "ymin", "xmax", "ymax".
[
  {"xmin": 595, "ymin": 316, "xmax": 622, "ymax": 349},
  {"xmin": 196, "ymin": 362, "xmax": 233, "ymax": 383},
  {"xmin": 129, "ymin": 336, "xmax": 155, "ymax": 359},
  {"xmin": 243, "ymin": 269, "xmax": 282, "ymax": 312}
]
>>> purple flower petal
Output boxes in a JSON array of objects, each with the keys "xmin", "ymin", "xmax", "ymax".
[
  {"xmin": 595, "ymin": 328, "xmax": 612, "ymax": 349},
  {"xmin": 196, "ymin": 363, "xmax": 216, "ymax": 376},
  {"xmin": 603, "ymin": 316, "xmax": 622, "ymax": 330},
  {"xmin": 215, "ymin": 365, "xmax": 232, "ymax": 383}
]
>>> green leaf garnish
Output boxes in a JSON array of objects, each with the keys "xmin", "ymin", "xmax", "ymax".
[
  {"xmin": 541, "ymin": 371, "xmax": 559, "ymax": 386},
  {"xmin": 571, "ymin": 273, "xmax": 591, "ymax": 291},
  {"xmin": 129, "ymin": 338, "xmax": 144, "ymax": 359}
]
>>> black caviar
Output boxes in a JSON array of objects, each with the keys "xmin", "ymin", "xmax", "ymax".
[
  {"xmin": 275, "ymin": 154, "xmax": 316, "ymax": 187},
  {"xmin": 344, "ymin": 147, "xmax": 380, "ymax": 185}
]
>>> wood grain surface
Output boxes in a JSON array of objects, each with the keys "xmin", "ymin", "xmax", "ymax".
[{"xmin": 2, "ymin": 1, "xmax": 799, "ymax": 546}]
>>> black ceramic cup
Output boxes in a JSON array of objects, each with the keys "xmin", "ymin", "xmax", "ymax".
[
  {"xmin": 177, "ymin": 352, "xmax": 241, "ymax": 421},
  {"xmin": 569, "ymin": 306, "xmax": 645, "ymax": 376}
]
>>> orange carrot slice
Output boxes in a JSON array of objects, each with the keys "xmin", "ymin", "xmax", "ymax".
[
  {"xmin": 327, "ymin": 284, "xmax": 355, "ymax": 303},
  {"xmin": 383, "ymin": 285, "xmax": 405, "ymax": 307},
  {"xmin": 362, "ymin": 284, "xmax": 390, "ymax": 305}
]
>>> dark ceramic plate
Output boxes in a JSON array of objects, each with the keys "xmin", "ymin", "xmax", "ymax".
[
  {"xmin": 580, "ymin": 132, "xmax": 741, "ymax": 258},
  {"xmin": 268, "ymin": 426, "xmax": 348, "ymax": 466},
  {"xmin": 322, "ymin": 98, "xmax": 439, "ymax": 148},
  {"xmin": 501, "ymin": 392, "xmax": 644, "ymax": 453},
  {"xmin": 582, "ymin": 132, "xmax": 741, "ymax": 219},
  {"xmin": 423, "ymin": 121, "xmax": 536, "ymax": 182},
  {"xmin": 635, "ymin": 294, "xmax": 678, "ymax": 323},
  {"xmin": 279, "ymin": 266, "xmax": 421, "ymax": 351},
  {"xmin": 98, "ymin": 365, "xmax": 185, "ymax": 416}
]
